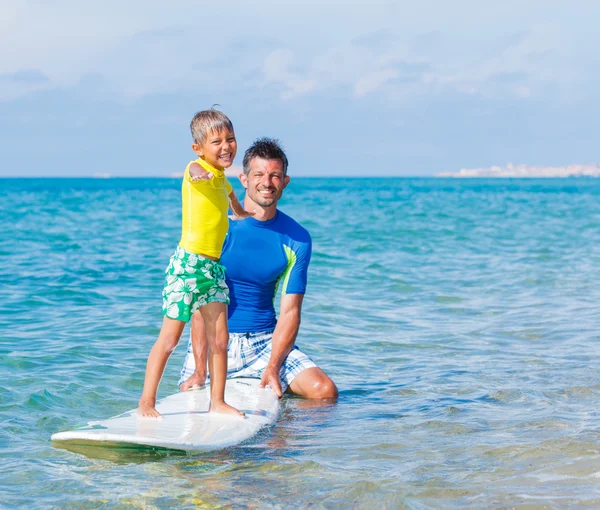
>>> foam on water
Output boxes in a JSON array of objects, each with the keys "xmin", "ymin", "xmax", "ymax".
[{"xmin": 2, "ymin": 177, "xmax": 600, "ymax": 507}]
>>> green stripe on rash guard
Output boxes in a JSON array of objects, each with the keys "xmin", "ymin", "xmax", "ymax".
[
  {"xmin": 222, "ymin": 210, "xmax": 311, "ymax": 332},
  {"xmin": 278, "ymin": 245, "xmax": 297, "ymax": 296}
]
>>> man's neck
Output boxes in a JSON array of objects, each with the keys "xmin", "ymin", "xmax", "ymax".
[{"xmin": 245, "ymin": 197, "xmax": 277, "ymax": 221}]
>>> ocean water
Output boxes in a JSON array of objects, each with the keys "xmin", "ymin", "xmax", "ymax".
[{"xmin": 2, "ymin": 177, "xmax": 600, "ymax": 508}]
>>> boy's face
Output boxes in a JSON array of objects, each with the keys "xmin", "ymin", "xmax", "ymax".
[{"xmin": 192, "ymin": 128, "xmax": 237, "ymax": 170}]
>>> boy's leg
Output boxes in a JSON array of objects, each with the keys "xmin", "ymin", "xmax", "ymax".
[
  {"xmin": 139, "ymin": 317, "xmax": 186, "ymax": 417},
  {"xmin": 199, "ymin": 302, "xmax": 244, "ymax": 417}
]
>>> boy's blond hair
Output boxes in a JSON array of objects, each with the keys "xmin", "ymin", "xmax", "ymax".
[{"xmin": 190, "ymin": 109, "xmax": 234, "ymax": 144}]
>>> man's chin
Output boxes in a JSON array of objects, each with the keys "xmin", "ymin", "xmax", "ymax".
[{"xmin": 251, "ymin": 195, "xmax": 277, "ymax": 207}]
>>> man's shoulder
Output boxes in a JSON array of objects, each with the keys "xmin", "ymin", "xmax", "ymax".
[
  {"xmin": 274, "ymin": 210, "xmax": 311, "ymax": 243},
  {"xmin": 274, "ymin": 209, "xmax": 311, "ymax": 244},
  {"xmin": 230, "ymin": 210, "xmax": 311, "ymax": 242}
]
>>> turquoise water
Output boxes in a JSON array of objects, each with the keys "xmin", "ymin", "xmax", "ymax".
[{"xmin": 2, "ymin": 177, "xmax": 600, "ymax": 508}]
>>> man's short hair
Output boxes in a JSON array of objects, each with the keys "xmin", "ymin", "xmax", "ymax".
[
  {"xmin": 190, "ymin": 109, "xmax": 234, "ymax": 145},
  {"xmin": 242, "ymin": 137, "xmax": 289, "ymax": 176}
]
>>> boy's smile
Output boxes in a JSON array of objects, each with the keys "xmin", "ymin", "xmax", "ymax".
[{"xmin": 192, "ymin": 129, "xmax": 237, "ymax": 170}]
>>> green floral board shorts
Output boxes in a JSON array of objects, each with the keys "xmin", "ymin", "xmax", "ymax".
[{"xmin": 161, "ymin": 246, "xmax": 229, "ymax": 323}]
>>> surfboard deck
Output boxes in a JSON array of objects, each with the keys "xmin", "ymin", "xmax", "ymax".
[{"xmin": 51, "ymin": 378, "xmax": 280, "ymax": 453}]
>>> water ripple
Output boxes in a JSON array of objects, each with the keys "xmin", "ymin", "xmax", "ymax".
[{"xmin": 2, "ymin": 178, "xmax": 600, "ymax": 507}]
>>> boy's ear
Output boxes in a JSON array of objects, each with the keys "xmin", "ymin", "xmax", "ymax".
[{"xmin": 191, "ymin": 143, "xmax": 204, "ymax": 157}]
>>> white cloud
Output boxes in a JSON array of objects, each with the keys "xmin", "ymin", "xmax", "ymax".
[
  {"xmin": 256, "ymin": 11, "xmax": 596, "ymax": 102},
  {"xmin": 354, "ymin": 69, "xmax": 400, "ymax": 98},
  {"xmin": 0, "ymin": 1, "xmax": 598, "ymax": 102},
  {"xmin": 0, "ymin": 69, "xmax": 51, "ymax": 100},
  {"xmin": 263, "ymin": 49, "xmax": 317, "ymax": 100},
  {"xmin": 427, "ymin": 24, "xmax": 566, "ymax": 96}
]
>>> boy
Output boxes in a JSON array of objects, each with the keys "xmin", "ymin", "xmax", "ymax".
[{"xmin": 138, "ymin": 109, "xmax": 250, "ymax": 418}]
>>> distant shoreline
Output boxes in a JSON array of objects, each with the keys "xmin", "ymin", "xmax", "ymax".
[
  {"xmin": 1, "ymin": 175, "xmax": 599, "ymax": 179},
  {"xmin": 3, "ymin": 164, "xmax": 599, "ymax": 179},
  {"xmin": 436, "ymin": 163, "xmax": 600, "ymax": 178}
]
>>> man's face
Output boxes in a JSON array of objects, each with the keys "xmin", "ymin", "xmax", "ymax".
[{"xmin": 241, "ymin": 157, "xmax": 290, "ymax": 207}]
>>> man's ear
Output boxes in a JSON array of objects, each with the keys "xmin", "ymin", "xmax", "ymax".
[
  {"xmin": 191, "ymin": 143, "xmax": 204, "ymax": 157},
  {"xmin": 239, "ymin": 173, "xmax": 248, "ymax": 189},
  {"xmin": 283, "ymin": 175, "xmax": 291, "ymax": 189}
]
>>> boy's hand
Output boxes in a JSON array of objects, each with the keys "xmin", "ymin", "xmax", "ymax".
[
  {"xmin": 138, "ymin": 397, "xmax": 162, "ymax": 418},
  {"xmin": 228, "ymin": 191, "xmax": 254, "ymax": 219},
  {"xmin": 230, "ymin": 209, "xmax": 255, "ymax": 220},
  {"xmin": 189, "ymin": 163, "xmax": 213, "ymax": 181}
]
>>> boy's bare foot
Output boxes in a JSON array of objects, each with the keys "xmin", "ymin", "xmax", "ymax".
[
  {"xmin": 209, "ymin": 401, "xmax": 245, "ymax": 418},
  {"xmin": 180, "ymin": 371, "xmax": 207, "ymax": 391},
  {"xmin": 138, "ymin": 398, "xmax": 161, "ymax": 418}
]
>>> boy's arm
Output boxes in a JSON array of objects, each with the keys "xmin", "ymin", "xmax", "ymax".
[
  {"xmin": 189, "ymin": 162, "xmax": 213, "ymax": 181},
  {"xmin": 180, "ymin": 312, "xmax": 209, "ymax": 391},
  {"xmin": 229, "ymin": 190, "xmax": 254, "ymax": 219}
]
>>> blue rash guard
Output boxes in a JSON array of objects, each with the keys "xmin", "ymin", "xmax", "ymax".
[{"xmin": 221, "ymin": 210, "xmax": 312, "ymax": 333}]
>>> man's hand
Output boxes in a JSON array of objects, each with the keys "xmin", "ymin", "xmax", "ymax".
[
  {"xmin": 189, "ymin": 163, "xmax": 213, "ymax": 181},
  {"xmin": 180, "ymin": 370, "xmax": 207, "ymax": 391},
  {"xmin": 260, "ymin": 365, "xmax": 283, "ymax": 398}
]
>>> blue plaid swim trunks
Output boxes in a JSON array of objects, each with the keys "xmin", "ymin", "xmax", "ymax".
[{"xmin": 178, "ymin": 330, "xmax": 318, "ymax": 392}]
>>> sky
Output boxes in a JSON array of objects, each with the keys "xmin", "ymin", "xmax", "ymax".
[{"xmin": 1, "ymin": 0, "xmax": 599, "ymax": 177}]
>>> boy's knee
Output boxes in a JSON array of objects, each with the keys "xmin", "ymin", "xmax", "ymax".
[
  {"xmin": 209, "ymin": 335, "xmax": 229, "ymax": 354},
  {"xmin": 158, "ymin": 338, "xmax": 179, "ymax": 354}
]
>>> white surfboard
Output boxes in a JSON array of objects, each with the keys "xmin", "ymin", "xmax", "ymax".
[{"xmin": 51, "ymin": 378, "xmax": 280, "ymax": 453}]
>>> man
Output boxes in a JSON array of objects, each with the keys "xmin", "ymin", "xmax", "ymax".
[{"xmin": 178, "ymin": 137, "xmax": 338, "ymax": 400}]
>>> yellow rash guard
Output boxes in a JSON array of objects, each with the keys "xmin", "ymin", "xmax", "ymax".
[{"xmin": 179, "ymin": 158, "xmax": 232, "ymax": 258}]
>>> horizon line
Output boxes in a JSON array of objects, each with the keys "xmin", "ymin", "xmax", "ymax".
[{"xmin": 2, "ymin": 174, "xmax": 600, "ymax": 180}]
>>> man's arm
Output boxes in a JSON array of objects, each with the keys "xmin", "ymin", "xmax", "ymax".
[
  {"xmin": 179, "ymin": 312, "xmax": 209, "ymax": 391},
  {"xmin": 260, "ymin": 293, "xmax": 304, "ymax": 397}
]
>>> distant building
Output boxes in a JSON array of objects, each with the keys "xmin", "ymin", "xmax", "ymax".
[{"xmin": 436, "ymin": 163, "xmax": 600, "ymax": 178}]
